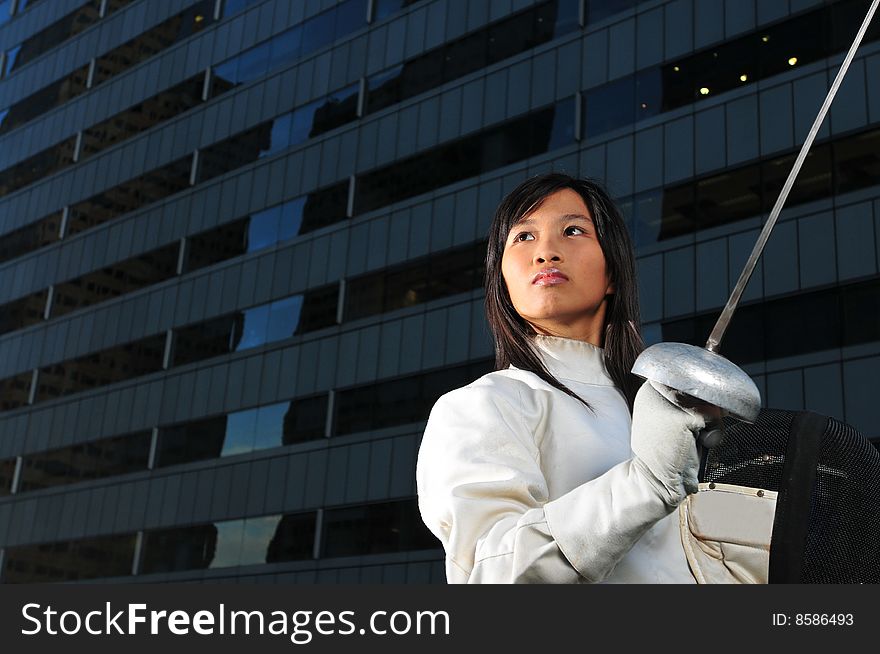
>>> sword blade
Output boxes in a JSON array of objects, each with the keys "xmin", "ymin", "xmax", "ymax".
[{"xmin": 705, "ymin": 0, "xmax": 880, "ymax": 353}]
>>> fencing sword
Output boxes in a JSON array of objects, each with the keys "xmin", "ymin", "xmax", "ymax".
[{"xmin": 632, "ymin": 0, "xmax": 880, "ymax": 446}]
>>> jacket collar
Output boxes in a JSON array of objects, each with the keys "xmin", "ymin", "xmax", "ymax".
[{"xmin": 530, "ymin": 335, "xmax": 615, "ymax": 386}]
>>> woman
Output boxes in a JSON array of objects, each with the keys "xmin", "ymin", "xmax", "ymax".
[{"xmin": 416, "ymin": 173, "xmax": 706, "ymax": 583}]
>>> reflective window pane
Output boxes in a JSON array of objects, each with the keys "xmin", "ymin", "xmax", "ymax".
[
  {"xmin": 322, "ymin": 499, "xmax": 438, "ymax": 557},
  {"xmin": 3, "ymin": 534, "xmax": 136, "ymax": 583}
]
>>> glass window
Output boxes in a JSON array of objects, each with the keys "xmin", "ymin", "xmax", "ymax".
[
  {"xmin": 293, "ymin": 285, "xmax": 339, "ymax": 334},
  {"xmin": 366, "ymin": 65, "xmax": 403, "ymax": 114},
  {"xmin": 355, "ymin": 100, "xmax": 573, "ymax": 216},
  {"xmin": 222, "ymin": 407, "xmax": 258, "ymax": 456},
  {"xmin": 585, "ymin": 76, "xmax": 635, "ymax": 138},
  {"xmin": 334, "ymin": 360, "xmax": 492, "ymax": 435},
  {"xmin": 80, "ymin": 74, "xmax": 205, "ymax": 162},
  {"xmin": 140, "ymin": 523, "xmax": 228, "ymax": 574},
  {"xmin": 34, "ymin": 334, "xmax": 167, "ymax": 405},
  {"xmin": 157, "ymin": 395, "xmax": 327, "ymax": 468},
  {"xmin": 51, "ymin": 242, "xmax": 180, "ymax": 320},
  {"xmin": 141, "ymin": 511, "xmax": 315, "ymax": 574},
  {"xmin": 247, "ymin": 205, "xmax": 283, "ymax": 251},
  {"xmin": 0, "ymin": 211, "xmax": 62, "ymax": 265},
  {"xmin": 185, "ymin": 218, "xmax": 250, "ymax": 272},
  {"xmin": 66, "ymin": 157, "xmax": 193, "ymax": 238},
  {"xmin": 3, "ymin": 45, "xmax": 22, "ymax": 77},
  {"xmin": 298, "ymin": 181, "xmax": 349, "ymax": 234},
  {"xmin": 234, "ymin": 304, "xmax": 271, "ymax": 351},
  {"xmin": 0, "ymin": 372, "xmax": 32, "ymax": 413},
  {"xmin": 3, "ymin": 1, "xmax": 100, "ymax": 77},
  {"xmin": 841, "ymin": 279, "xmax": 880, "ymax": 347},
  {"xmin": 0, "ymin": 0, "xmax": 12, "ymax": 27},
  {"xmin": 92, "ymin": 0, "xmax": 216, "ymax": 87},
  {"xmin": 633, "ymin": 190, "xmax": 664, "ymax": 247},
  {"xmin": 443, "ymin": 32, "xmax": 487, "ymax": 83},
  {"xmin": 264, "ymin": 512, "xmax": 316, "ymax": 563},
  {"xmin": 0, "ymin": 64, "xmax": 90, "ymax": 136},
  {"xmin": 18, "ymin": 431, "xmax": 151, "ymax": 493},
  {"xmin": 266, "ymin": 295, "xmax": 304, "ymax": 342},
  {"xmin": 695, "ymin": 165, "xmax": 761, "ymax": 230},
  {"xmin": 0, "ymin": 136, "xmax": 77, "ymax": 195},
  {"xmin": 3, "ymin": 534, "xmax": 136, "ymax": 583},
  {"xmin": 833, "ymin": 129, "xmax": 880, "ymax": 195},
  {"xmin": 158, "ymin": 415, "xmax": 229, "ymax": 467},
  {"xmin": 321, "ymin": 499, "xmax": 438, "ymax": 557},
  {"xmin": 0, "ymin": 457, "xmax": 16, "ymax": 496},
  {"xmin": 0, "ymin": 290, "xmax": 48, "ymax": 337},
  {"xmin": 173, "ymin": 315, "xmax": 238, "ymax": 367}
]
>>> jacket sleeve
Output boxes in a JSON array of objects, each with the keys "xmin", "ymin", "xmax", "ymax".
[{"xmin": 416, "ymin": 382, "xmax": 677, "ymax": 584}]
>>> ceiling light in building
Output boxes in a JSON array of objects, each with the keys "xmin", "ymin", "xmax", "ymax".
[
  {"xmin": 762, "ymin": 35, "xmax": 769, "ymax": 42},
  {"xmin": 740, "ymin": 74, "xmax": 748, "ymax": 82},
  {"xmin": 195, "ymin": 14, "xmax": 204, "ymax": 22},
  {"xmin": 788, "ymin": 57, "xmax": 798, "ymax": 66},
  {"xmin": 673, "ymin": 66, "xmax": 680, "ymax": 72},
  {"xmin": 699, "ymin": 87, "xmax": 710, "ymax": 95},
  {"xmin": 640, "ymin": 102, "xmax": 648, "ymax": 109}
]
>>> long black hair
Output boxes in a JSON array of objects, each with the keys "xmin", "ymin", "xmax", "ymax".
[{"xmin": 484, "ymin": 173, "xmax": 644, "ymax": 411}]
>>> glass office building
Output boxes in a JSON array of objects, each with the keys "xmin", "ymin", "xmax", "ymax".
[{"xmin": 0, "ymin": 0, "xmax": 877, "ymax": 583}]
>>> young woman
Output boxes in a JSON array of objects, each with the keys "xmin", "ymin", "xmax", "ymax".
[{"xmin": 416, "ymin": 173, "xmax": 706, "ymax": 583}]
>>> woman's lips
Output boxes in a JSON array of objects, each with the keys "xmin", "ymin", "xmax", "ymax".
[{"xmin": 532, "ymin": 269, "xmax": 569, "ymax": 286}]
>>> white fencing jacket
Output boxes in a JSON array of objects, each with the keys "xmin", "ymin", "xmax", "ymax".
[{"xmin": 416, "ymin": 335, "xmax": 695, "ymax": 584}]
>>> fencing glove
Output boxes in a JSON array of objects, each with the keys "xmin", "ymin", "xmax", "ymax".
[{"xmin": 631, "ymin": 380, "xmax": 706, "ymax": 506}]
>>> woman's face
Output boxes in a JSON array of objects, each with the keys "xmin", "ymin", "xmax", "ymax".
[{"xmin": 500, "ymin": 188, "xmax": 614, "ymax": 345}]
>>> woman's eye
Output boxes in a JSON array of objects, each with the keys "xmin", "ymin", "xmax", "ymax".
[
  {"xmin": 514, "ymin": 232, "xmax": 534, "ymax": 242},
  {"xmin": 565, "ymin": 226, "xmax": 586, "ymax": 235}
]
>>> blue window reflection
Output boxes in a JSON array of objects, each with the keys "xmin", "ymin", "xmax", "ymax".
[
  {"xmin": 4, "ymin": 45, "xmax": 21, "ymax": 77},
  {"xmin": 280, "ymin": 197, "xmax": 307, "ymax": 241},
  {"xmin": 209, "ymin": 520, "xmax": 245, "ymax": 568},
  {"xmin": 246, "ymin": 205, "xmax": 282, "ymax": 251},
  {"xmin": 0, "ymin": 0, "xmax": 12, "ymax": 26},
  {"xmin": 221, "ymin": 407, "xmax": 258, "ymax": 457},
  {"xmin": 239, "ymin": 515, "xmax": 284, "ymax": 566},
  {"xmin": 266, "ymin": 112, "xmax": 294, "ymax": 157},
  {"xmin": 253, "ymin": 402, "xmax": 288, "ymax": 450},
  {"xmin": 266, "ymin": 295, "xmax": 304, "ymax": 343},
  {"xmin": 213, "ymin": 58, "xmax": 240, "ymax": 86},
  {"xmin": 291, "ymin": 100, "xmax": 320, "ymax": 145},
  {"xmin": 235, "ymin": 304, "xmax": 271, "ymax": 351}
]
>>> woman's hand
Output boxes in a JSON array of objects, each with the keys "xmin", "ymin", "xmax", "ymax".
[{"xmin": 630, "ymin": 380, "xmax": 706, "ymax": 505}]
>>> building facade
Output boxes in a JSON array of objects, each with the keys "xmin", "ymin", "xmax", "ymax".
[{"xmin": 0, "ymin": 0, "xmax": 877, "ymax": 583}]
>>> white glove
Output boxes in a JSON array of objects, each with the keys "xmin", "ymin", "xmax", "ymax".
[{"xmin": 631, "ymin": 380, "xmax": 706, "ymax": 505}]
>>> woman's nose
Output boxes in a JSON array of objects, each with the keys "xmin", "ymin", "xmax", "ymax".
[{"xmin": 535, "ymin": 252, "xmax": 562, "ymax": 264}]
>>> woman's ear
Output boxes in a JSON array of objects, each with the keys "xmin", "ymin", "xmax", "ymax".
[{"xmin": 606, "ymin": 280, "xmax": 616, "ymax": 295}]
